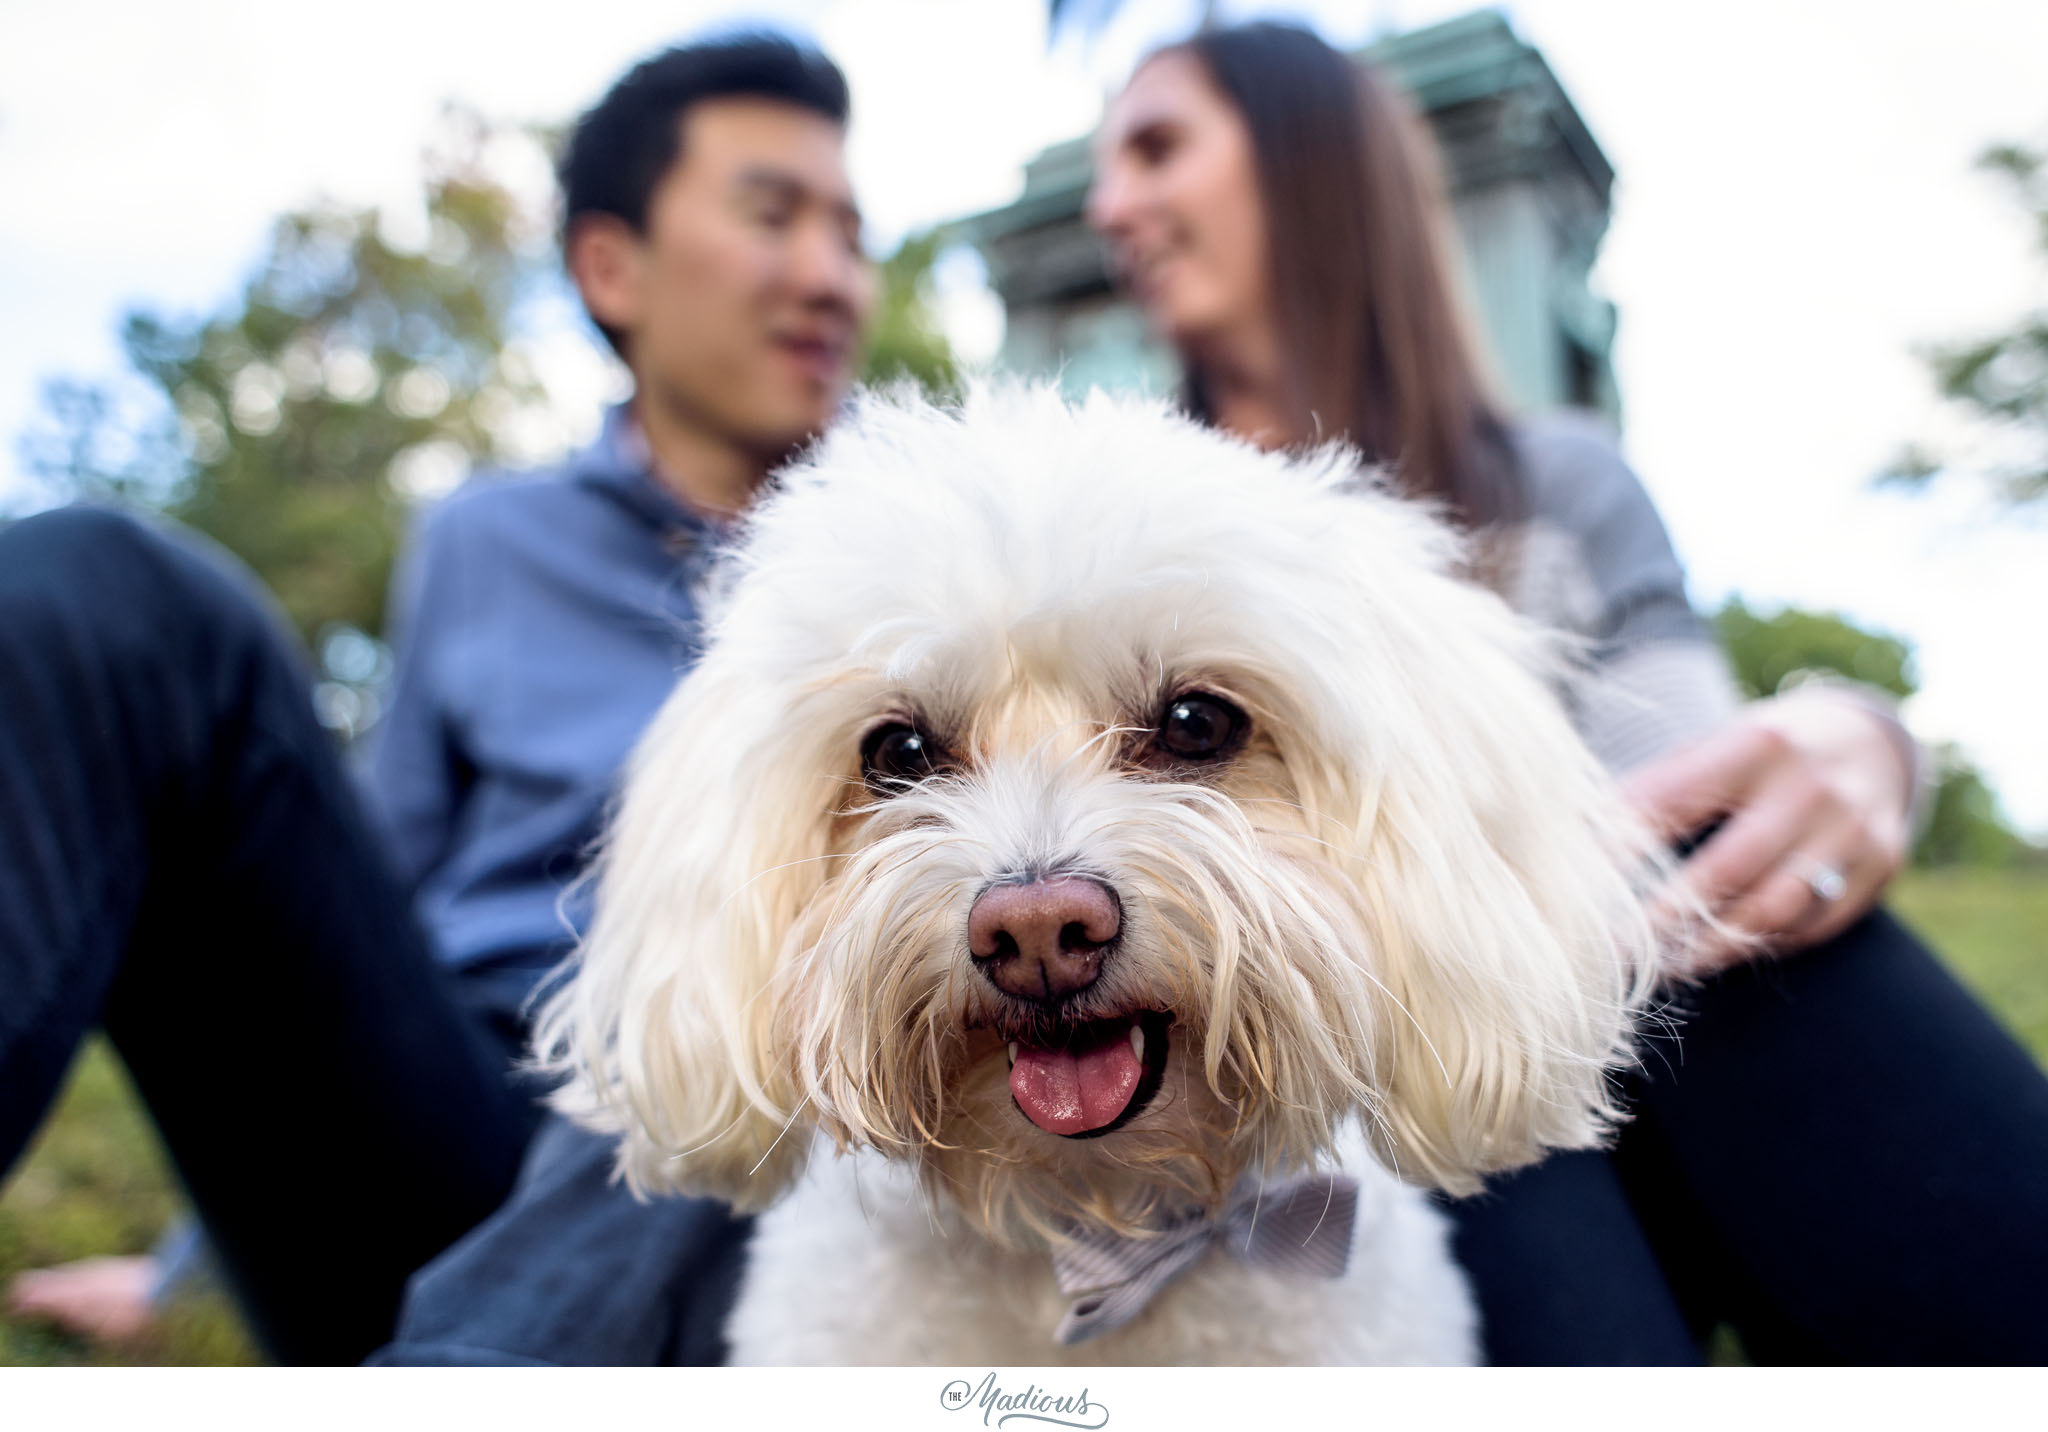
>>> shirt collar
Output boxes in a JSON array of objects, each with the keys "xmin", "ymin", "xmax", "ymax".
[{"xmin": 572, "ymin": 402, "xmax": 737, "ymax": 543}]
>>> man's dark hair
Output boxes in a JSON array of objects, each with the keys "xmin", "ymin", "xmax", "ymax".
[{"xmin": 560, "ymin": 33, "xmax": 851, "ymax": 354}]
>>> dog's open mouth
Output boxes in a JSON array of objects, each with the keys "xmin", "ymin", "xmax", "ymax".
[{"xmin": 1007, "ymin": 1011, "xmax": 1170, "ymax": 1138}]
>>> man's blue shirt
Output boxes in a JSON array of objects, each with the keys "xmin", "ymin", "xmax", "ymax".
[
  {"xmin": 364, "ymin": 407, "xmax": 726, "ymax": 1014},
  {"xmin": 361, "ymin": 408, "xmax": 753, "ymax": 1365}
]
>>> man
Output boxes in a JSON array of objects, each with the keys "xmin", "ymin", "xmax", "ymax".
[{"xmin": 0, "ymin": 34, "xmax": 872, "ymax": 1364}]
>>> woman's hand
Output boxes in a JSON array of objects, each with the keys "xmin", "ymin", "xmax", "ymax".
[{"xmin": 1623, "ymin": 686, "xmax": 1917, "ymax": 977}]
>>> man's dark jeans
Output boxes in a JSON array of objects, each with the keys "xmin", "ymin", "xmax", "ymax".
[{"xmin": 0, "ymin": 508, "xmax": 535, "ymax": 1364}]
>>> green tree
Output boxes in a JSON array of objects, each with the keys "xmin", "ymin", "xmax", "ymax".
[
  {"xmin": 1712, "ymin": 596, "xmax": 1916, "ymax": 702},
  {"xmin": 1881, "ymin": 135, "xmax": 2048, "ymax": 508},
  {"xmin": 1710, "ymin": 596, "xmax": 2036, "ymax": 867},
  {"xmin": 18, "ymin": 108, "xmax": 558, "ymax": 659},
  {"xmin": 1916, "ymin": 753, "xmax": 2032, "ymax": 868},
  {"xmin": 858, "ymin": 228, "xmax": 961, "ymax": 398}
]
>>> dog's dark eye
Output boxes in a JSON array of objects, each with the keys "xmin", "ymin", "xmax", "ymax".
[
  {"xmin": 1154, "ymin": 692, "xmax": 1248, "ymax": 762},
  {"xmin": 861, "ymin": 721, "xmax": 945, "ymax": 791}
]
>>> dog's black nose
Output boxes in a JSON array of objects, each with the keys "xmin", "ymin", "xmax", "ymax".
[{"xmin": 968, "ymin": 876, "xmax": 1121, "ymax": 1003}]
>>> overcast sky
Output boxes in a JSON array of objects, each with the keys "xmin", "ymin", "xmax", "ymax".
[{"xmin": 3, "ymin": 0, "xmax": 2044, "ymax": 830}]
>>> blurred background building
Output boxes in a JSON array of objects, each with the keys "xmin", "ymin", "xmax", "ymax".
[{"xmin": 961, "ymin": 11, "xmax": 1620, "ymax": 422}]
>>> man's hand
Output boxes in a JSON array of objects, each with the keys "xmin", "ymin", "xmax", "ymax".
[{"xmin": 1624, "ymin": 688, "xmax": 1914, "ymax": 977}]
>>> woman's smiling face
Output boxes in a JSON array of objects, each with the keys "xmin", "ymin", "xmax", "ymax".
[{"xmin": 1086, "ymin": 51, "xmax": 1272, "ymax": 350}]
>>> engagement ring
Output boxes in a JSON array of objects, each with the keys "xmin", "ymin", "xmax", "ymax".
[{"xmin": 1796, "ymin": 858, "xmax": 1848, "ymax": 903}]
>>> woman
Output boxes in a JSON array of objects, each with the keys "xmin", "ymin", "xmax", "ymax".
[{"xmin": 1086, "ymin": 21, "xmax": 2048, "ymax": 1363}]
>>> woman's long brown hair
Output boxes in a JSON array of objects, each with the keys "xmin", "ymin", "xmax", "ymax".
[{"xmin": 1167, "ymin": 22, "xmax": 1522, "ymax": 533}]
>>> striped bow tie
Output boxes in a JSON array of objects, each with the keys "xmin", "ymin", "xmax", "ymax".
[{"xmin": 1049, "ymin": 1173, "xmax": 1360, "ymax": 1346}]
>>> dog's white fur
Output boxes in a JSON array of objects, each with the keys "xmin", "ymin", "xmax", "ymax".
[{"xmin": 536, "ymin": 385, "xmax": 1664, "ymax": 1365}]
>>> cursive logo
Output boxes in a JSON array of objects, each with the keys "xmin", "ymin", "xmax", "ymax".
[{"xmin": 938, "ymin": 1371, "xmax": 1109, "ymax": 1429}]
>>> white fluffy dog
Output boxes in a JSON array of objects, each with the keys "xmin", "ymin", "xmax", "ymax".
[{"xmin": 536, "ymin": 386, "xmax": 1663, "ymax": 1365}]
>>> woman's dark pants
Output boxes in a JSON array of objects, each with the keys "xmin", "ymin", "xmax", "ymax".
[{"xmin": 1445, "ymin": 909, "xmax": 2048, "ymax": 1363}]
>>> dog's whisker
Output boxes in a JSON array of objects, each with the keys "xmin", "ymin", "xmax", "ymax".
[
  {"xmin": 662, "ymin": 1105, "xmax": 763, "ymax": 1166},
  {"xmin": 710, "ymin": 850, "xmax": 849, "ymax": 923},
  {"xmin": 747, "ymin": 1091, "xmax": 814, "ymax": 1178},
  {"xmin": 1243, "ymin": 1163, "xmax": 1268, "ymax": 1255}
]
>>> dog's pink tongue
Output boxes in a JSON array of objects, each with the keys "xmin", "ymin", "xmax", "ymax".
[{"xmin": 1010, "ymin": 1025, "xmax": 1142, "ymax": 1136}]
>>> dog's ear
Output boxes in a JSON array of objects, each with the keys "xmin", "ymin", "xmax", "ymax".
[
  {"xmin": 533, "ymin": 651, "xmax": 837, "ymax": 1209},
  {"xmin": 1309, "ymin": 491, "xmax": 1664, "ymax": 1195}
]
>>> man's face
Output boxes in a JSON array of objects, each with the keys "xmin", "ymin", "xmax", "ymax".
[{"xmin": 580, "ymin": 98, "xmax": 874, "ymax": 463}]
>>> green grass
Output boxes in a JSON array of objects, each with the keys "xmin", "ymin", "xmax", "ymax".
[
  {"xmin": 0, "ymin": 1043, "xmax": 260, "ymax": 1365},
  {"xmin": 1888, "ymin": 867, "xmax": 2048, "ymax": 1056},
  {"xmin": 2, "ymin": 868, "xmax": 2042, "ymax": 1366}
]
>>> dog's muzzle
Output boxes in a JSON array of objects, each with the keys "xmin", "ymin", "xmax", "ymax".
[{"xmin": 968, "ymin": 875, "xmax": 1170, "ymax": 1138}]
